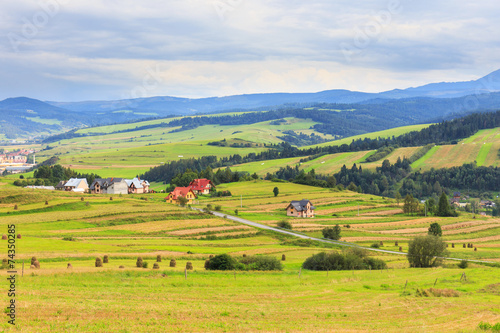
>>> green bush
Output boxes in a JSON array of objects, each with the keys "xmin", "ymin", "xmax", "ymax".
[
  {"xmin": 240, "ymin": 255, "xmax": 283, "ymax": 271},
  {"xmin": 277, "ymin": 220, "xmax": 292, "ymax": 230},
  {"xmin": 458, "ymin": 260, "xmax": 468, "ymax": 269},
  {"xmin": 370, "ymin": 243, "xmax": 380, "ymax": 249},
  {"xmin": 302, "ymin": 249, "xmax": 387, "ymax": 271},
  {"xmin": 206, "ymin": 254, "xmax": 237, "ymax": 270}
]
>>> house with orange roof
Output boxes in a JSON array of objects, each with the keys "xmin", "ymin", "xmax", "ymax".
[
  {"xmin": 188, "ymin": 178, "xmax": 215, "ymax": 195},
  {"xmin": 166, "ymin": 187, "xmax": 197, "ymax": 205}
]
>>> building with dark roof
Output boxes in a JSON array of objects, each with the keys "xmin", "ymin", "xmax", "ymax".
[{"xmin": 286, "ymin": 199, "xmax": 316, "ymax": 218}]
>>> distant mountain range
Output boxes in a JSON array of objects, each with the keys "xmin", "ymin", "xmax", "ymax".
[{"xmin": 1, "ymin": 69, "xmax": 500, "ymax": 141}]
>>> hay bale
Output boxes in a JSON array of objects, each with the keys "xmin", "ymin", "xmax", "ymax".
[
  {"xmin": 136, "ymin": 257, "xmax": 143, "ymax": 268},
  {"xmin": 1, "ymin": 235, "xmax": 6, "ymax": 240},
  {"xmin": 110, "ymin": 197, "xmax": 113, "ymax": 201},
  {"xmin": 474, "ymin": 247, "xmax": 477, "ymax": 252},
  {"xmin": 170, "ymin": 259, "xmax": 176, "ymax": 267},
  {"xmin": 463, "ymin": 244, "xmax": 466, "ymax": 248},
  {"xmin": 14, "ymin": 205, "xmax": 18, "ymax": 210},
  {"xmin": 33, "ymin": 260, "xmax": 40, "ymax": 269},
  {"xmin": 31, "ymin": 257, "xmax": 37, "ymax": 265},
  {"xmin": 16, "ymin": 234, "xmax": 21, "ymax": 239},
  {"xmin": 45, "ymin": 201, "xmax": 49, "ymax": 205},
  {"xmin": 81, "ymin": 197, "xmax": 84, "ymax": 201},
  {"xmin": 395, "ymin": 241, "xmax": 398, "ymax": 246},
  {"xmin": 67, "ymin": 263, "xmax": 73, "ymax": 269},
  {"xmin": 242, "ymin": 254, "xmax": 247, "ymax": 258},
  {"xmin": 452, "ymin": 243, "xmax": 455, "ymax": 248},
  {"xmin": 103, "ymin": 255, "xmax": 109, "ymax": 263},
  {"xmin": 399, "ymin": 246, "xmax": 402, "ymax": 252},
  {"xmin": 156, "ymin": 255, "xmax": 162, "ymax": 262},
  {"xmin": 95, "ymin": 257, "xmax": 103, "ymax": 267},
  {"xmin": 119, "ymin": 265, "xmax": 125, "ymax": 269},
  {"xmin": 379, "ymin": 241, "xmax": 384, "ymax": 246},
  {"xmin": 2, "ymin": 258, "xmax": 8, "ymax": 268},
  {"xmin": 186, "ymin": 262, "xmax": 193, "ymax": 270},
  {"xmin": 153, "ymin": 263, "xmax": 160, "ymax": 270},
  {"xmin": 204, "ymin": 259, "xmax": 210, "ymax": 269},
  {"xmin": 282, "ymin": 254, "xmax": 286, "ymax": 261}
]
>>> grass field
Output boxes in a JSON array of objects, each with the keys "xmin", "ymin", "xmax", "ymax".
[{"xmin": 0, "ymin": 179, "xmax": 499, "ymax": 332}]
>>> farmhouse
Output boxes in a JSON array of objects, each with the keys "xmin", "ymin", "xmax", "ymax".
[
  {"xmin": 126, "ymin": 177, "xmax": 150, "ymax": 194},
  {"xmin": 55, "ymin": 180, "xmax": 66, "ymax": 191},
  {"xmin": 188, "ymin": 178, "xmax": 215, "ymax": 195},
  {"xmin": 89, "ymin": 178, "xmax": 129, "ymax": 195},
  {"xmin": 286, "ymin": 199, "xmax": 316, "ymax": 218},
  {"xmin": 166, "ymin": 187, "xmax": 197, "ymax": 205},
  {"xmin": 64, "ymin": 178, "xmax": 89, "ymax": 192}
]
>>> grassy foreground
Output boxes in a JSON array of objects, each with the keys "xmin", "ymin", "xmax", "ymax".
[{"xmin": 0, "ymin": 180, "xmax": 499, "ymax": 332}]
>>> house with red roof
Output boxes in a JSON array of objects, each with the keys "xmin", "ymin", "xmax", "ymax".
[
  {"xmin": 188, "ymin": 178, "xmax": 215, "ymax": 195},
  {"xmin": 166, "ymin": 187, "xmax": 197, "ymax": 205}
]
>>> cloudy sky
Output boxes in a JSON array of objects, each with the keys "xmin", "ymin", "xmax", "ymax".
[{"xmin": 1, "ymin": 0, "xmax": 499, "ymax": 101}]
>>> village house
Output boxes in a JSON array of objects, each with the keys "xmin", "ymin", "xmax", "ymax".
[
  {"xmin": 89, "ymin": 178, "xmax": 129, "ymax": 194},
  {"xmin": 188, "ymin": 178, "xmax": 215, "ymax": 195},
  {"xmin": 55, "ymin": 180, "xmax": 67, "ymax": 191},
  {"xmin": 125, "ymin": 177, "xmax": 150, "ymax": 194},
  {"xmin": 286, "ymin": 199, "xmax": 316, "ymax": 218},
  {"xmin": 64, "ymin": 178, "xmax": 89, "ymax": 192},
  {"xmin": 166, "ymin": 187, "xmax": 197, "ymax": 205}
]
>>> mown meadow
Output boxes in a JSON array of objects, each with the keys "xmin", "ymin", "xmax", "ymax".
[{"xmin": 0, "ymin": 180, "xmax": 499, "ymax": 332}]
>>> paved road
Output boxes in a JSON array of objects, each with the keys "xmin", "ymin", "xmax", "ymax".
[{"xmin": 194, "ymin": 208, "xmax": 498, "ymax": 265}]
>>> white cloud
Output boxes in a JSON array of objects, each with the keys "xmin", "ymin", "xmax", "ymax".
[{"xmin": 0, "ymin": 0, "xmax": 498, "ymax": 100}]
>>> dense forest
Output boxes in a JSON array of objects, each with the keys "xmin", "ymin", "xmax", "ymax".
[
  {"xmin": 13, "ymin": 165, "xmax": 101, "ymax": 187},
  {"xmin": 142, "ymin": 110, "xmax": 500, "ymax": 185}
]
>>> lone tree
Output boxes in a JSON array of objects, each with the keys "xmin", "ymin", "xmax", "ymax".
[
  {"xmin": 428, "ymin": 222, "xmax": 442, "ymax": 237},
  {"xmin": 177, "ymin": 195, "xmax": 189, "ymax": 207},
  {"xmin": 395, "ymin": 192, "xmax": 402, "ymax": 206},
  {"xmin": 273, "ymin": 187, "xmax": 279, "ymax": 197},
  {"xmin": 322, "ymin": 225, "xmax": 341, "ymax": 240},
  {"xmin": 437, "ymin": 192, "xmax": 453, "ymax": 217},
  {"xmin": 407, "ymin": 235, "xmax": 447, "ymax": 268}
]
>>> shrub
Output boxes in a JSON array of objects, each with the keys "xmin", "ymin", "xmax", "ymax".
[
  {"xmin": 458, "ymin": 260, "xmax": 468, "ymax": 269},
  {"xmin": 240, "ymin": 255, "xmax": 283, "ymax": 271},
  {"xmin": 302, "ymin": 249, "xmax": 386, "ymax": 271},
  {"xmin": 103, "ymin": 255, "xmax": 109, "ymax": 263},
  {"xmin": 62, "ymin": 236, "xmax": 76, "ymax": 241},
  {"xmin": 371, "ymin": 243, "xmax": 380, "ymax": 249},
  {"xmin": 153, "ymin": 263, "xmax": 159, "ymax": 269},
  {"xmin": 156, "ymin": 255, "xmax": 162, "ymax": 262},
  {"xmin": 277, "ymin": 220, "xmax": 292, "ymax": 230},
  {"xmin": 136, "ymin": 257, "xmax": 144, "ymax": 268},
  {"xmin": 170, "ymin": 259, "xmax": 176, "ymax": 267},
  {"xmin": 142, "ymin": 261, "xmax": 148, "ymax": 268},
  {"xmin": 95, "ymin": 257, "xmax": 103, "ymax": 267},
  {"xmin": 214, "ymin": 205, "xmax": 222, "ymax": 211},
  {"xmin": 407, "ymin": 235, "xmax": 447, "ymax": 268},
  {"xmin": 234, "ymin": 209, "xmax": 238, "ymax": 215},
  {"xmin": 206, "ymin": 254, "xmax": 236, "ymax": 271},
  {"xmin": 428, "ymin": 222, "xmax": 442, "ymax": 236},
  {"xmin": 322, "ymin": 225, "xmax": 341, "ymax": 240},
  {"xmin": 186, "ymin": 262, "xmax": 193, "ymax": 270}
]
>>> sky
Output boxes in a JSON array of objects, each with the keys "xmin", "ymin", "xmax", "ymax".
[{"xmin": 0, "ymin": 0, "xmax": 499, "ymax": 101}]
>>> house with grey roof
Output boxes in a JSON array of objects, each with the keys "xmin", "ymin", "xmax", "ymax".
[
  {"xmin": 286, "ymin": 199, "xmax": 316, "ymax": 218},
  {"xmin": 125, "ymin": 177, "xmax": 150, "ymax": 194},
  {"xmin": 64, "ymin": 178, "xmax": 89, "ymax": 192},
  {"xmin": 89, "ymin": 178, "xmax": 128, "ymax": 195}
]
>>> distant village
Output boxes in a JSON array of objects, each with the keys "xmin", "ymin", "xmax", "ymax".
[
  {"xmin": 28, "ymin": 177, "xmax": 152, "ymax": 195},
  {"xmin": 0, "ymin": 148, "xmax": 35, "ymax": 174}
]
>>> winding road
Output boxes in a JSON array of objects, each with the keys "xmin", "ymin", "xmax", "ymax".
[{"xmin": 194, "ymin": 208, "xmax": 498, "ymax": 265}]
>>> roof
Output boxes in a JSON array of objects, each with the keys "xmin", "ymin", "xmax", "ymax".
[
  {"xmin": 90, "ymin": 178, "xmax": 126, "ymax": 190},
  {"xmin": 453, "ymin": 192, "xmax": 461, "ymax": 196},
  {"xmin": 64, "ymin": 178, "xmax": 88, "ymax": 188},
  {"xmin": 167, "ymin": 187, "xmax": 196, "ymax": 200},
  {"xmin": 188, "ymin": 179, "xmax": 215, "ymax": 191},
  {"xmin": 287, "ymin": 199, "xmax": 315, "ymax": 212},
  {"xmin": 125, "ymin": 177, "xmax": 148, "ymax": 189},
  {"xmin": 55, "ymin": 180, "xmax": 67, "ymax": 189}
]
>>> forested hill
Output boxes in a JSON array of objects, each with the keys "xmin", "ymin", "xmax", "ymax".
[{"xmin": 142, "ymin": 110, "xmax": 500, "ymax": 183}]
